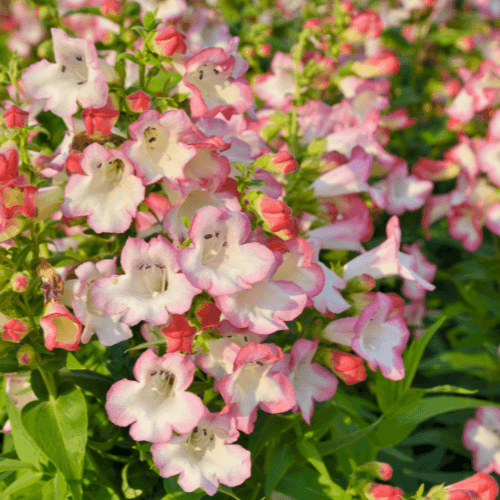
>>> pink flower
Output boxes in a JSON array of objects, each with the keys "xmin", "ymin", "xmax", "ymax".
[
  {"xmin": 401, "ymin": 243, "xmax": 437, "ymax": 301},
  {"xmin": 154, "ymin": 26, "xmax": 186, "ymax": 56},
  {"xmin": 0, "ymin": 175, "xmax": 38, "ymax": 219},
  {"xmin": 40, "ymin": 301, "xmax": 82, "ymax": 351},
  {"xmin": 215, "ymin": 253, "xmax": 307, "ymax": 335},
  {"xmin": 3, "ymin": 104, "xmax": 29, "ymax": 128},
  {"xmin": 92, "ymin": 236, "xmax": 200, "ymax": 326},
  {"xmin": 463, "ymin": 408, "xmax": 500, "ymax": 475},
  {"xmin": 286, "ymin": 339, "xmax": 338, "ymax": 424},
  {"xmin": 81, "ymin": 104, "xmax": 120, "ymax": 136},
  {"xmin": 325, "ymin": 350, "xmax": 367, "ymax": 385},
  {"xmin": 21, "ymin": 28, "xmax": 115, "ymax": 127},
  {"xmin": 121, "ymin": 109, "xmax": 197, "ymax": 186},
  {"xmin": 179, "ymin": 206, "xmax": 275, "ymax": 296},
  {"xmin": 219, "ymin": 343, "xmax": 296, "ymax": 433},
  {"xmin": 1, "ymin": 319, "xmax": 29, "ymax": 342},
  {"xmin": 151, "ymin": 411, "xmax": 251, "ymax": 495},
  {"xmin": 184, "ymin": 47, "xmax": 253, "ymax": 119},
  {"xmin": 106, "ymin": 349, "xmax": 205, "ymax": 443},
  {"xmin": 126, "ymin": 90, "xmax": 151, "ymax": 113},
  {"xmin": 64, "ymin": 259, "xmax": 133, "ymax": 347},
  {"xmin": 160, "ymin": 315, "xmax": 197, "ymax": 354},
  {"xmin": 255, "ymin": 195, "xmax": 295, "ymax": 233},
  {"xmin": 100, "ymin": 0, "xmax": 122, "ymax": 17},
  {"xmin": 60, "ymin": 143, "xmax": 145, "ymax": 234}
]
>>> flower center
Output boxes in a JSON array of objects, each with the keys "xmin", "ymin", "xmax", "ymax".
[
  {"xmin": 135, "ymin": 262, "xmax": 168, "ymax": 297},
  {"xmin": 143, "ymin": 126, "xmax": 172, "ymax": 162},
  {"xmin": 188, "ymin": 426, "xmax": 215, "ymax": 459},
  {"xmin": 201, "ymin": 228, "xmax": 228, "ymax": 266},
  {"xmin": 148, "ymin": 369, "xmax": 175, "ymax": 397}
]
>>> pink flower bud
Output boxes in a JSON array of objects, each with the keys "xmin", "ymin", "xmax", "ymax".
[
  {"xmin": 0, "ymin": 147, "xmax": 19, "ymax": 185},
  {"xmin": 3, "ymin": 105, "xmax": 29, "ymax": 128},
  {"xmin": 40, "ymin": 302, "xmax": 81, "ymax": 351},
  {"xmin": 365, "ymin": 484, "xmax": 404, "ymax": 500},
  {"xmin": 126, "ymin": 89, "xmax": 151, "ymax": 113},
  {"xmin": 2, "ymin": 319, "xmax": 29, "ymax": 343},
  {"xmin": 350, "ymin": 9, "xmax": 382, "ymax": 39},
  {"xmin": 302, "ymin": 18, "xmax": 322, "ymax": 30},
  {"xmin": 340, "ymin": 1, "xmax": 354, "ymax": 12},
  {"xmin": 257, "ymin": 195, "xmax": 294, "ymax": 232},
  {"xmin": 257, "ymin": 43, "xmax": 272, "ymax": 57},
  {"xmin": 154, "ymin": 26, "xmax": 186, "ymax": 56},
  {"xmin": 271, "ymin": 151, "xmax": 298, "ymax": 174},
  {"xmin": 444, "ymin": 474, "xmax": 499, "ymax": 500},
  {"xmin": 100, "ymin": 0, "xmax": 122, "ymax": 17},
  {"xmin": 456, "ymin": 35, "xmax": 474, "ymax": 52},
  {"xmin": 326, "ymin": 350, "xmax": 367, "ymax": 385},
  {"xmin": 361, "ymin": 462, "xmax": 393, "ymax": 481},
  {"xmin": 17, "ymin": 345, "xmax": 35, "ymax": 366},
  {"xmin": 11, "ymin": 272, "xmax": 29, "ymax": 293},
  {"xmin": 81, "ymin": 104, "xmax": 120, "ymax": 136},
  {"xmin": 160, "ymin": 315, "xmax": 197, "ymax": 354},
  {"xmin": 352, "ymin": 51, "xmax": 400, "ymax": 78}
]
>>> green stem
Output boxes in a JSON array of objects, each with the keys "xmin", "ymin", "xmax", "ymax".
[
  {"xmin": 139, "ymin": 63, "xmax": 146, "ymax": 89},
  {"xmin": 36, "ymin": 363, "xmax": 57, "ymax": 401},
  {"xmin": 30, "ymin": 226, "xmax": 39, "ymax": 265}
]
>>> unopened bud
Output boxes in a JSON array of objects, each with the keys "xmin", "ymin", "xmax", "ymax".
[
  {"xmin": 123, "ymin": 1, "xmax": 141, "ymax": 17},
  {"xmin": 325, "ymin": 349, "xmax": 367, "ymax": 385},
  {"xmin": 17, "ymin": 344, "xmax": 35, "ymax": 366},
  {"xmin": 11, "ymin": 272, "xmax": 29, "ymax": 293},
  {"xmin": 37, "ymin": 40, "xmax": 54, "ymax": 60},
  {"xmin": 359, "ymin": 462, "xmax": 393, "ymax": 481}
]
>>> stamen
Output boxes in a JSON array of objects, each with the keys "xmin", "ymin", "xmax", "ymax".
[
  {"xmin": 204, "ymin": 234, "xmax": 213, "ymax": 239},
  {"xmin": 61, "ymin": 65, "xmax": 66, "ymax": 73},
  {"xmin": 199, "ymin": 70, "xmax": 204, "ymax": 80}
]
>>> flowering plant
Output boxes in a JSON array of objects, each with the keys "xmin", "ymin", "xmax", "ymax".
[{"xmin": 1, "ymin": 0, "xmax": 500, "ymax": 499}]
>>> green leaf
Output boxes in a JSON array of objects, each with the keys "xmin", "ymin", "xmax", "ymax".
[
  {"xmin": 297, "ymin": 440, "xmax": 348, "ymax": 499},
  {"xmin": 423, "ymin": 385, "xmax": 478, "ymax": 395},
  {"xmin": 21, "ymin": 387, "xmax": 88, "ymax": 500},
  {"xmin": 264, "ymin": 447, "xmax": 296, "ymax": 497},
  {"xmin": 0, "ymin": 458, "xmax": 36, "ymax": 472},
  {"xmin": 59, "ymin": 370, "xmax": 113, "ymax": 401},
  {"xmin": 274, "ymin": 466, "xmax": 337, "ymax": 500},
  {"xmin": 61, "ymin": 7, "xmax": 102, "ymax": 16},
  {"xmin": 143, "ymin": 11, "xmax": 157, "ymax": 30},
  {"xmin": 317, "ymin": 415, "xmax": 384, "ymax": 457},
  {"xmin": 0, "ymin": 470, "xmax": 43, "ymax": 499},
  {"xmin": 4, "ymin": 396, "xmax": 44, "ymax": 467},
  {"xmin": 66, "ymin": 353, "xmax": 85, "ymax": 370},
  {"xmin": 116, "ymin": 53, "xmax": 139, "ymax": 64},
  {"xmin": 125, "ymin": 339, "xmax": 167, "ymax": 352},
  {"xmin": 374, "ymin": 396, "xmax": 499, "ymax": 449}
]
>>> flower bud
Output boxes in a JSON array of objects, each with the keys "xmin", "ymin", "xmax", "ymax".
[
  {"xmin": 102, "ymin": 31, "xmax": 119, "ymax": 46},
  {"xmin": 126, "ymin": 89, "xmax": 151, "ymax": 113},
  {"xmin": 37, "ymin": 39, "xmax": 54, "ymax": 60},
  {"xmin": 82, "ymin": 105, "xmax": 120, "ymax": 136},
  {"xmin": 257, "ymin": 43, "xmax": 272, "ymax": 57},
  {"xmin": 100, "ymin": 0, "xmax": 123, "ymax": 18},
  {"xmin": 11, "ymin": 272, "xmax": 29, "ymax": 293},
  {"xmin": 365, "ymin": 484, "xmax": 404, "ymax": 500},
  {"xmin": 3, "ymin": 105, "xmax": 29, "ymax": 129},
  {"xmin": 325, "ymin": 349, "xmax": 367, "ymax": 385},
  {"xmin": 120, "ymin": 30, "xmax": 139, "ymax": 44},
  {"xmin": 352, "ymin": 51, "xmax": 400, "ymax": 78},
  {"xmin": 154, "ymin": 26, "xmax": 187, "ymax": 56},
  {"xmin": 360, "ymin": 462, "xmax": 393, "ymax": 481},
  {"xmin": 0, "ymin": 146, "xmax": 19, "ymax": 185},
  {"xmin": 195, "ymin": 301, "xmax": 221, "ymax": 330},
  {"xmin": 346, "ymin": 273, "xmax": 376, "ymax": 292},
  {"xmin": 2, "ymin": 319, "xmax": 29, "ymax": 343},
  {"xmin": 270, "ymin": 151, "xmax": 298, "ymax": 174},
  {"xmin": 17, "ymin": 345, "xmax": 35, "ymax": 366},
  {"xmin": 160, "ymin": 314, "xmax": 197, "ymax": 353},
  {"xmin": 442, "ymin": 473, "xmax": 499, "ymax": 500}
]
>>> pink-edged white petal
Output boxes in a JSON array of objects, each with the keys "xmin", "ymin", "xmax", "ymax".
[{"xmin": 105, "ymin": 349, "xmax": 205, "ymax": 443}]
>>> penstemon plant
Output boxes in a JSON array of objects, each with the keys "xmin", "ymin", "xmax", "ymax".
[{"xmin": 1, "ymin": 0, "xmax": 500, "ymax": 499}]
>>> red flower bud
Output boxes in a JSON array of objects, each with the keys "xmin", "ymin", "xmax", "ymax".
[
  {"xmin": 195, "ymin": 302, "xmax": 221, "ymax": 330},
  {"xmin": 155, "ymin": 26, "xmax": 186, "ymax": 56},
  {"xmin": 0, "ymin": 147, "xmax": 19, "ymax": 185},
  {"xmin": 2, "ymin": 319, "xmax": 29, "ymax": 343},
  {"xmin": 126, "ymin": 89, "xmax": 151, "ymax": 113},
  {"xmin": 3, "ymin": 105, "xmax": 29, "ymax": 128},
  {"xmin": 11, "ymin": 272, "xmax": 29, "ymax": 293},
  {"xmin": 326, "ymin": 350, "xmax": 367, "ymax": 385},
  {"xmin": 271, "ymin": 151, "xmax": 298, "ymax": 174},
  {"xmin": 100, "ymin": 0, "xmax": 122, "ymax": 17},
  {"xmin": 161, "ymin": 315, "xmax": 197, "ymax": 353},
  {"xmin": 365, "ymin": 484, "xmax": 404, "ymax": 500},
  {"xmin": 82, "ymin": 104, "xmax": 120, "ymax": 136},
  {"xmin": 350, "ymin": 9, "xmax": 383, "ymax": 39}
]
